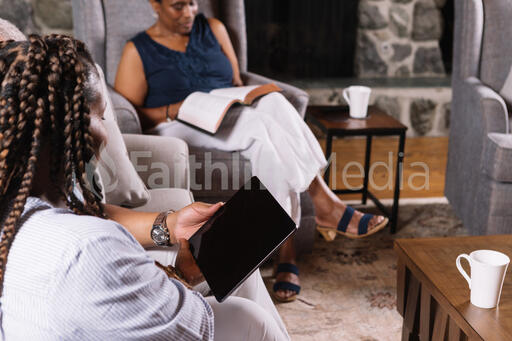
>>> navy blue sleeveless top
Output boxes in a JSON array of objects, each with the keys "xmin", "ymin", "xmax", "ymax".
[{"xmin": 131, "ymin": 14, "xmax": 233, "ymax": 108}]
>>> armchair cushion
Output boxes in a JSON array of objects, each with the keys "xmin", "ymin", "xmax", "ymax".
[
  {"xmin": 479, "ymin": 0, "xmax": 512, "ymax": 92},
  {"xmin": 96, "ymin": 65, "xmax": 150, "ymax": 207},
  {"xmin": 132, "ymin": 188, "xmax": 194, "ymax": 212},
  {"xmin": 107, "ymin": 86, "xmax": 142, "ymax": 134},
  {"xmin": 122, "ymin": 134, "xmax": 190, "ymax": 190},
  {"xmin": 483, "ymin": 133, "xmax": 512, "ymax": 182}
]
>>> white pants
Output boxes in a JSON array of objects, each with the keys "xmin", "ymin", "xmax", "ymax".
[
  {"xmin": 149, "ymin": 93, "xmax": 327, "ymax": 225},
  {"xmin": 147, "ymin": 247, "xmax": 290, "ymax": 341}
]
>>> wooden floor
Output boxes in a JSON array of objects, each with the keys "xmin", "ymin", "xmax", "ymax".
[{"xmin": 318, "ymin": 136, "xmax": 448, "ymax": 199}]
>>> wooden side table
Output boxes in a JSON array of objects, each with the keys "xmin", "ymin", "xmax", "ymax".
[
  {"xmin": 307, "ymin": 105, "xmax": 407, "ymax": 233},
  {"xmin": 395, "ymin": 235, "xmax": 512, "ymax": 341}
]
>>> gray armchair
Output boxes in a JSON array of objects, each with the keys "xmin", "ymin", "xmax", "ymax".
[
  {"xmin": 445, "ymin": 0, "xmax": 512, "ymax": 235},
  {"xmin": 72, "ymin": 0, "xmax": 316, "ymax": 254}
]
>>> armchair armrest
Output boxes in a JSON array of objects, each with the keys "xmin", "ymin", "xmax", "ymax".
[
  {"xmin": 464, "ymin": 77, "xmax": 509, "ymax": 134},
  {"xmin": 122, "ymin": 134, "xmax": 190, "ymax": 190},
  {"xmin": 107, "ymin": 86, "xmax": 142, "ymax": 134},
  {"xmin": 241, "ymin": 71, "xmax": 309, "ymax": 119},
  {"xmin": 482, "ymin": 133, "xmax": 512, "ymax": 183}
]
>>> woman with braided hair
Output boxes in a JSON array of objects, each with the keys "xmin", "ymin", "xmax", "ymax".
[{"xmin": 0, "ymin": 35, "xmax": 289, "ymax": 340}]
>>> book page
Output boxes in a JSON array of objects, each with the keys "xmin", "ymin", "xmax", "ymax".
[
  {"xmin": 209, "ymin": 85, "xmax": 261, "ymax": 102},
  {"xmin": 177, "ymin": 92, "xmax": 237, "ymax": 134}
]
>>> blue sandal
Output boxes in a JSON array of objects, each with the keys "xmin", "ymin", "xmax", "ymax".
[
  {"xmin": 272, "ymin": 263, "xmax": 301, "ymax": 303},
  {"xmin": 317, "ymin": 206, "xmax": 388, "ymax": 241}
]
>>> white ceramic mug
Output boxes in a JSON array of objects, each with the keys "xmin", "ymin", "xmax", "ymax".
[
  {"xmin": 342, "ymin": 86, "xmax": 371, "ymax": 119},
  {"xmin": 456, "ymin": 250, "xmax": 510, "ymax": 309}
]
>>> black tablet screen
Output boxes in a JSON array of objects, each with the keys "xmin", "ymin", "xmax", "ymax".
[{"xmin": 188, "ymin": 176, "xmax": 297, "ymax": 302}]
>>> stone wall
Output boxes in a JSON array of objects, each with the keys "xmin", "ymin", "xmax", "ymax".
[
  {"xmin": 0, "ymin": 0, "xmax": 73, "ymax": 37},
  {"xmin": 356, "ymin": 0, "xmax": 446, "ymax": 78}
]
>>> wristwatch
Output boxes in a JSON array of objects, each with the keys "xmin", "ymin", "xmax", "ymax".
[{"xmin": 151, "ymin": 210, "xmax": 175, "ymax": 246}]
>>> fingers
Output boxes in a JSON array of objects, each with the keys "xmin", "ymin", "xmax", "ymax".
[
  {"xmin": 191, "ymin": 201, "xmax": 224, "ymax": 216},
  {"xmin": 207, "ymin": 201, "xmax": 224, "ymax": 213},
  {"xmin": 177, "ymin": 238, "xmax": 194, "ymax": 262},
  {"xmin": 178, "ymin": 238, "xmax": 189, "ymax": 249}
]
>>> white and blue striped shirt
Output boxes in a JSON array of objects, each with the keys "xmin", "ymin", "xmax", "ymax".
[{"xmin": 0, "ymin": 197, "xmax": 214, "ymax": 340}]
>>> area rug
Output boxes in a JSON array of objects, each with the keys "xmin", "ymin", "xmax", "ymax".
[{"xmin": 263, "ymin": 203, "xmax": 467, "ymax": 341}]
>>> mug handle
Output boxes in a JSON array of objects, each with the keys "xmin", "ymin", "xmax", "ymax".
[
  {"xmin": 456, "ymin": 254, "xmax": 472, "ymax": 289},
  {"xmin": 342, "ymin": 88, "xmax": 351, "ymax": 106}
]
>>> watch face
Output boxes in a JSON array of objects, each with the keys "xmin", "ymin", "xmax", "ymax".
[{"xmin": 152, "ymin": 226, "xmax": 168, "ymax": 244}]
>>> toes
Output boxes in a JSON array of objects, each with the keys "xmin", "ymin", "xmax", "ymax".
[
  {"xmin": 368, "ymin": 215, "xmax": 386, "ymax": 231},
  {"xmin": 275, "ymin": 289, "xmax": 293, "ymax": 300}
]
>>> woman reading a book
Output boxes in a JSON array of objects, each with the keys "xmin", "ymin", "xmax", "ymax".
[
  {"xmin": 115, "ymin": 0, "xmax": 388, "ymax": 303},
  {"xmin": 0, "ymin": 34, "xmax": 291, "ymax": 340}
]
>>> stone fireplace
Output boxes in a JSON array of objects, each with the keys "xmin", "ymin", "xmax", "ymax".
[
  {"xmin": 245, "ymin": 0, "xmax": 454, "ymax": 137},
  {"xmin": 356, "ymin": 0, "xmax": 452, "ymax": 78}
]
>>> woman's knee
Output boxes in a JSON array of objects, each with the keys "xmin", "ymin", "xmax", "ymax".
[{"xmin": 209, "ymin": 296, "xmax": 288, "ymax": 341}]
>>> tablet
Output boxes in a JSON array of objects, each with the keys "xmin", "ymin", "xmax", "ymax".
[{"xmin": 188, "ymin": 176, "xmax": 297, "ymax": 302}]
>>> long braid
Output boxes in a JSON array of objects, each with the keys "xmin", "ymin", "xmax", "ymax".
[
  {"xmin": 0, "ymin": 44, "xmax": 27, "ymax": 192},
  {"xmin": 46, "ymin": 43, "xmax": 65, "ymax": 201},
  {"xmin": 71, "ymin": 40, "xmax": 103, "ymax": 217},
  {"xmin": 0, "ymin": 35, "xmax": 105, "ymax": 294},
  {"xmin": 0, "ymin": 36, "xmax": 48, "ymax": 294}
]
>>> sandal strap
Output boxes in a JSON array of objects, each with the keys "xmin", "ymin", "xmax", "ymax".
[
  {"xmin": 273, "ymin": 281, "xmax": 301, "ymax": 295},
  {"xmin": 276, "ymin": 263, "xmax": 299, "ymax": 276},
  {"xmin": 337, "ymin": 206, "xmax": 355, "ymax": 232},
  {"xmin": 358, "ymin": 213, "xmax": 373, "ymax": 235}
]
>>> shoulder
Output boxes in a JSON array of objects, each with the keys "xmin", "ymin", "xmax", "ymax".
[
  {"xmin": 122, "ymin": 41, "xmax": 140, "ymax": 58},
  {"xmin": 9, "ymin": 198, "xmax": 143, "ymax": 292},
  {"xmin": 206, "ymin": 17, "xmax": 227, "ymax": 36},
  {"xmin": 206, "ymin": 17, "xmax": 230, "ymax": 45},
  {"xmin": 127, "ymin": 32, "xmax": 149, "ymax": 58},
  {"xmin": 22, "ymin": 198, "xmax": 137, "ymax": 248},
  {"xmin": 118, "ymin": 40, "xmax": 144, "ymax": 71},
  {"xmin": 130, "ymin": 31, "xmax": 148, "ymax": 45}
]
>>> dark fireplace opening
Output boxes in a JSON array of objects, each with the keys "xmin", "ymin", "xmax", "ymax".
[
  {"xmin": 245, "ymin": 0, "xmax": 454, "ymax": 80},
  {"xmin": 440, "ymin": 0, "xmax": 454, "ymax": 75},
  {"xmin": 245, "ymin": 0, "xmax": 359, "ymax": 79}
]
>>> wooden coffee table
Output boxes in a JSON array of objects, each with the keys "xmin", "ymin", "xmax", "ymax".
[
  {"xmin": 307, "ymin": 105, "xmax": 407, "ymax": 233},
  {"xmin": 395, "ymin": 235, "xmax": 512, "ymax": 340}
]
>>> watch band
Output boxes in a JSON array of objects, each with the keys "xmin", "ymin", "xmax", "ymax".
[{"xmin": 152, "ymin": 210, "xmax": 176, "ymax": 246}]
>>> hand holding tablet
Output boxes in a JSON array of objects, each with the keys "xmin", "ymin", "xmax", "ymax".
[{"xmin": 188, "ymin": 176, "xmax": 297, "ymax": 302}]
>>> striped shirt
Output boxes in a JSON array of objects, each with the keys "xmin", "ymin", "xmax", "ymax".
[{"xmin": 0, "ymin": 197, "xmax": 214, "ymax": 340}]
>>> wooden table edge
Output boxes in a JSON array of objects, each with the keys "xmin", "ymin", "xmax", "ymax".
[
  {"xmin": 306, "ymin": 105, "xmax": 408, "ymax": 132},
  {"xmin": 394, "ymin": 240, "xmax": 483, "ymax": 341}
]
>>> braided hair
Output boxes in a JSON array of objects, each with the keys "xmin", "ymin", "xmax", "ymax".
[{"xmin": 0, "ymin": 35, "xmax": 105, "ymax": 295}]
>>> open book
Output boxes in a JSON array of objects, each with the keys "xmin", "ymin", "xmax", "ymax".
[{"xmin": 177, "ymin": 83, "xmax": 282, "ymax": 134}]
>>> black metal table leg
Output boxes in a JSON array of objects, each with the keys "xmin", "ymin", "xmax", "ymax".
[
  {"xmin": 324, "ymin": 132, "xmax": 333, "ymax": 185},
  {"xmin": 362, "ymin": 135, "xmax": 372, "ymax": 205},
  {"xmin": 391, "ymin": 132, "xmax": 406, "ymax": 233}
]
